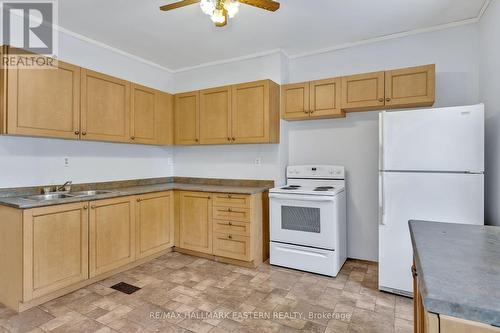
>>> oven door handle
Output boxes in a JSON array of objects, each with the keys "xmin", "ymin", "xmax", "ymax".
[{"xmin": 269, "ymin": 193, "xmax": 336, "ymax": 202}]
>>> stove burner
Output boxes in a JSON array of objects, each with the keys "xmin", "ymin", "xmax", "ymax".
[{"xmin": 314, "ymin": 186, "xmax": 334, "ymax": 191}]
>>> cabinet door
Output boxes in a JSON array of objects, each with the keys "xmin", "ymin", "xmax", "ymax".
[
  {"xmin": 199, "ymin": 86, "xmax": 231, "ymax": 145},
  {"xmin": 175, "ymin": 91, "xmax": 199, "ymax": 145},
  {"xmin": 231, "ymin": 80, "xmax": 271, "ymax": 144},
  {"xmin": 281, "ymin": 82, "xmax": 310, "ymax": 120},
  {"xmin": 136, "ymin": 191, "xmax": 174, "ymax": 259},
  {"xmin": 156, "ymin": 92, "xmax": 174, "ymax": 146},
  {"xmin": 385, "ymin": 64, "xmax": 435, "ymax": 109},
  {"xmin": 81, "ymin": 69, "xmax": 131, "ymax": 143},
  {"xmin": 23, "ymin": 202, "xmax": 88, "ymax": 301},
  {"xmin": 341, "ymin": 71, "xmax": 385, "ymax": 111},
  {"xmin": 89, "ymin": 196, "xmax": 135, "ymax": 277},
  {"xmin": 131, "ymin": 84, "xmax": 157, "ymax": 145},
  {"xmin": 7, "ymin": 60, "xmax": 80, "ymax": 139},
  {"xmin": 310, "ymin": 78, "xmax": 344, "ymax": 118},
  {"xmin": 178, "ymin": 191, "xmax": 212, "ymax": 254}
]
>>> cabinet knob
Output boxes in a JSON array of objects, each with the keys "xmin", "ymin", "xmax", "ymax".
[
  {"xmin": 386, "ymin": 98, "xmax": 392, "ymax": 102},
  {"xmin": 228, "ymin": 234, "xmax": 232, "ymax": 239},
  {"xmin": 378, "ymin": 98, "xmax": 384, "ymax": 102},
  {"xmin": 228, "ymin": 222, "xmax": 232, "ymax": 226},
  {"xmin": 83, "ymin": 205, "xmax": 88, "ymax": 210},
  {"xmin": 227, "ymin": 194, "xmax": 232, "ymax": 199},
  {"xmin": 232, "ymin": 137, "xmax": 235, "ymax": 142},
  {"xmin": 304, "ymin": 110, "xmax": 309, "ymax": 114},
  {"xmin": 195, "ymin": 138, "xmax": 199, "ymax": 142},
  {"xmin": 137, "ymin": 198, "xmax": 141, "ymax": 202},
  {"xmin": 74, "ymin": 130, "xmax": 80, "ymax": 135},
  {"xmin": 91, "ymin": 205, "xmax": 95, "ymax": 209},
  {"xmin": 131, "ymin": 136, "xmax": 135, "ymax": 140},
  {"xmin": 227, "ymin": 137, "xmax": 231, "ymax": 141},
  {"xmin": 82, "ymin": 131, "xmax": 87, "ymax": 136}
]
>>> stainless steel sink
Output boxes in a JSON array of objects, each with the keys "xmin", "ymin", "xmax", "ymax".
[
  {"xmin": 70, "ymin": 190, "xmax": 115, "ymax": 197},
  {"xmin": 21, "ymin": 193, "xmax": 75, "ymax": 201}
]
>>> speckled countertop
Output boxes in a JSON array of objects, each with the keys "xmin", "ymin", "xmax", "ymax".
[
  {"xmin": 409, "ymin": 220, "xmax": 500, "ymax": 327},
  {"xmin": 0, "ymin": 177, "xmax": 273, "ymax": 209}
]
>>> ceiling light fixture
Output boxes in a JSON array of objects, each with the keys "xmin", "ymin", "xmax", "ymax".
[{"xmin": 160, "ymin": 0, "xmax": 280, "ymax": 28}]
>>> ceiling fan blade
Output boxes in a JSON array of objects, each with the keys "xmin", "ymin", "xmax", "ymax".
[
  {"xmin": 160, "ymin": 0, "xmax": 200, "ymax": 11},
  {"xmin": 240, "ymin": 0, "xmax": 280, "ymax": 12}
]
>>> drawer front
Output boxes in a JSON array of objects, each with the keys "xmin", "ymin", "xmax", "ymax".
[
  {"xmin": 213, "ymin": 193, "xmax": 251, "ymax": 208},
  {"xmin": 213, "ymin": 206, "xmax": 250, "ymax": 222},
  {"xmin": 213, "ymin": 232, "xmax": 251, "ymax": 261},
  {"xmin": 213, "ymin": 219, "xmax": 250, "ymax": 236}
]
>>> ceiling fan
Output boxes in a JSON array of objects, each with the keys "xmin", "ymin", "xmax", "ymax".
[{"xmin": 160, "ymin": 0, "xmax": 280, "ymax": 27}]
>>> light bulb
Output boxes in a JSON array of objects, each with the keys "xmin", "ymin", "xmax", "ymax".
[
  {"xmin": 224, "ymin": 0, "xmax": 239, "ymax": 18},
  {"xmin": 200, "ymin": 0, "xmax": 215, "ymax": 15},
  {"xmin": 210, "ymin": 9, "xmax": 226, "ymax": 24}
]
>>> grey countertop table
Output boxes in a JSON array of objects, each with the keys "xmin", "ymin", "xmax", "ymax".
[{"xmin": 409, "ymin": 220, "xmax": 500, "ymax": 327}]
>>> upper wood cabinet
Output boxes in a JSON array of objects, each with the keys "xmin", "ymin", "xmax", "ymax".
[
  {"xmin": 341, "ymin": 71, "xmax": 386, "ymax": 111},
  {"xmin": 231, "ymin": 80, "xmax": 279, "ymax": 144},
  {"xmin": 199, "ymin": 86, "xmax": 232, "ymax": 145},
  {"xmin": 282, "ymin": 79, "xmax": 343, "ymax": 120},
  {"xmin": 281, "ymin": 82, "xmax": 310, "ymax": 120},
  {"xmin": 178, "ymin": 191, "xmax": 213, "ymax": 254},
  {"xmin": 385, "ymin": 64, "xmax": 435, "ymax": 108},
  {"xmin": 89, "ymin": 196, "xmax": 135, "ymax": 278},
  {"xmin": 4, "ymin": 60, "xmax": 81, "ymax": 139},
  {"xmin": 175, "ymin": 80, "xmax": 279, "ymax": 145},
  {"xmin": 131, "ymin": 84, "xmax": 173, "ymax": 145},
  {"xmin": 23, "ymin": 202, "xmax": 89, "ymax": 301},
  {"xmin": 175, "ymin": 91, "xmax": 199, "ymax": 145},
  {"xmin": 81, "ymin": 69, "xmax": 131, "ymax": 143}
]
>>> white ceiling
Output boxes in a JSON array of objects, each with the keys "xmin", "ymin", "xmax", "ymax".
[{"xmin": 58, "ymin": 0, "xmax": 488, "ymax": 71}]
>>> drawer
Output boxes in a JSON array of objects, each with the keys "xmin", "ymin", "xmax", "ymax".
[
  {"xmin": 213, "ymin": 193, "xmax": 251, "ymax": 208},
  {"xmin": 213, "ymin": 219, "xmax": 250, "ymax": 236},
  {"xmin": 213, "ymin": 206, "xmax": 250, "ymax": 222},
  {"xmin": 213, "ymin": 232, "xmax": 251, "ymax": 261}
]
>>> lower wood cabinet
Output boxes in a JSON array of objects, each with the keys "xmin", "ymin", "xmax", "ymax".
[
  {"xmin": 136, "ymin": 191, "xmax": 174, "ymax": 259},
  {"xmin": 178, "ymin": 191, "xmax": 213, "ymax": 254},
  {"xmin": 177, "ymin": 191, "xmax": 264, "ymax": 266},
  {"xmin": 23, "ymin": 202, "xmax": 89, "ymax": 301},
  {"xmin": 89, "ymin": 196, "xmax": 136, "ymax": 277}
]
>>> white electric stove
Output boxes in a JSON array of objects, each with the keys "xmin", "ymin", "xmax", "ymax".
[{"xmin": 269, "ymin": 165, "xmax": 347, "ymax": 277}]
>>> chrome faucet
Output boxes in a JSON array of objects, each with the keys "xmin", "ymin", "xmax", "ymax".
[{"xmin": 56, "ymin": 181, "xmax": 72, "ymax": 192}]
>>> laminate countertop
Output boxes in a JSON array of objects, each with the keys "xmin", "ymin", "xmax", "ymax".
[
  {"xmin": 409, "ymin": 220, "xmax": 500, "ymax": 327},
  {"xmin": 0, "ymin": 180, "xmax": 272, "ymax": 209}
]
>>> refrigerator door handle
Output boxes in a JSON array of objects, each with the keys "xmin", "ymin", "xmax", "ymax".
[
  {"xmin": 379, "ymin": 173, "xmax": 385, "ymax": 225},
  {"xmin": 379, "ymin": 111, "xmax": 385, "ymax": 170}
]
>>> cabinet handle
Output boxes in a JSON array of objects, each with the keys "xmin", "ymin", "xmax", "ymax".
[
  {"xmin": 378, "ymin": 98, "xmax": 384, "ymax": 102},
  {"xmin": 74, "ymin": 130, "xmax": 80, "ymax": 135},
  {"xmin": 83, "ymin": 205, "xmax": 88, "ymax": 210},
  {"xmin": 386, "ymin": 98, "xmax": 392, "ymax": 102},
  {"xmin": 225, "ymin": 208, "xmax": 232, "ymax": 212},
  {"xmin": 228, "ymin": 234, "xmax": 232, "ymax": 239}
]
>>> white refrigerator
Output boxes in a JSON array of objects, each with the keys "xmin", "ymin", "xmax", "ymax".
[{"xmin": 378, "ymin": 104, "xmax": 484, "ymax": 296}]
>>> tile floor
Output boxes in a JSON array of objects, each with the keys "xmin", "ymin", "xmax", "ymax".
[{"xmin": 0, "ymin": 252, "xmax": 414, "ymax": 333}]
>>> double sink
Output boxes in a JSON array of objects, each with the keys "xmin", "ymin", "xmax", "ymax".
[{"xmin": 21, "ymin": 190, "xmax": 116, "ymax": 202}]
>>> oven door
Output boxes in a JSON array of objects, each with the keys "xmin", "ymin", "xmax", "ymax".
[{"xmin": 269, "ymin": 193, "xmax": 336, "ymax": 250}]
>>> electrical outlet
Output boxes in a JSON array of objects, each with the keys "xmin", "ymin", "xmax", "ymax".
[
  {"xmin": 64, "ymin": 157, "xmax": 70, "ymax": 167},
  {"xmin": 254, "ymin": 157, "xmax": 262, "ymax": 166}
]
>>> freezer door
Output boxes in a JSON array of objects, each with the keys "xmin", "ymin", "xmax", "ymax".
[
  {"xmin": 380, "ymin": 104, "xmax": 484, "ymax": 172},
  {"xmin": 379, "ymin": 172, "xmax": 484, "ymax": 295}
]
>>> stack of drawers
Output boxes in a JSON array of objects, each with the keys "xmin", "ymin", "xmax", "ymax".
[{"xmin": 212, "ymin": 193, "xmax": 253, "ymax": 261}]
